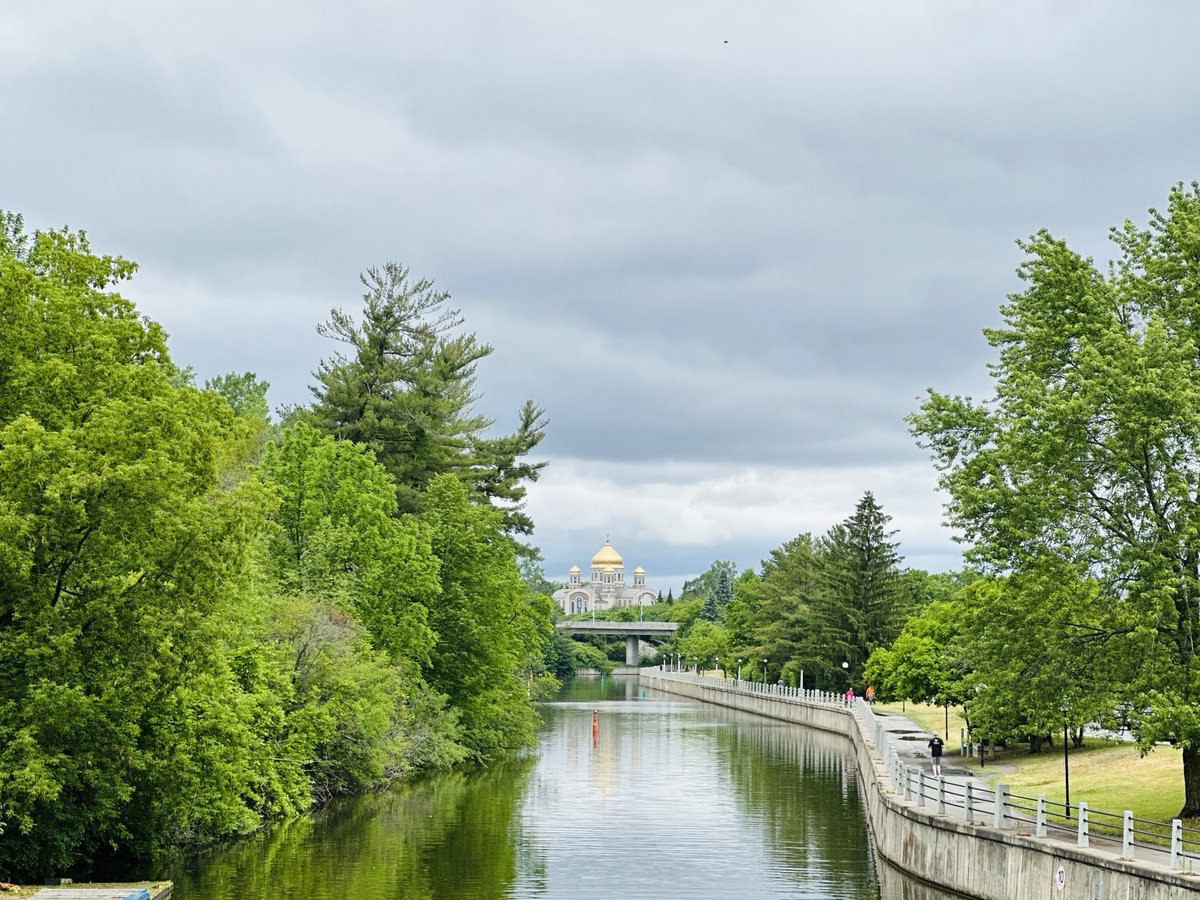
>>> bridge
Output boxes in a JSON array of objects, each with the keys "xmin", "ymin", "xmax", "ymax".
[{"xmin": 555, "ymin": 620, "xmax": 678, "ymax": 665}]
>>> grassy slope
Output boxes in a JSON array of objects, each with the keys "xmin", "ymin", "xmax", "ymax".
[{"xmin": 873, "ymin": 701, "xmax": 1187, "ymax": 826}]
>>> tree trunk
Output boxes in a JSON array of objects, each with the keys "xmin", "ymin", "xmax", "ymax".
[{"xmin": 1181, "ymin": 745, "xmax": 1200, "ymax": 818}]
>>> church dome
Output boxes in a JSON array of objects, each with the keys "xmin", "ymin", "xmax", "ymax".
[
  {"xmin": 569, "ymin": 564, "xmax": 582, "ymax": 574},
  {"xmin": 592, "ymin": 540, "xmax": 624, "ymax": 566},
  {"xmin": 633, "ymin": 566, "xmax": 645, "ymax": 574}
]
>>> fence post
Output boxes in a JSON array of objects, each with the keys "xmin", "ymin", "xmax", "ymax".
[
  {"xmin": 904, "ymin": 767, "xmax": 913, "ymax": 802},
  {"xmin": 1035, "ymin": 794, "xmax": 1047, "ymax": 838},
  {"xmin": 965, "ymin": 782, "xmax": 974, "ymax": 824},
  {"xmin": 994, "ymin": 783, "xmax": 1008, "ymax": 829},
  {"xmin": 937, "ymin": 776, "xmax": 946, "ymax": 815},
  {"xmin": 1077, "ymin": 801, "xmax": 1089, "ymax": 848},
  {"xmin": 1171, "ymin": 819, "xmax": 1183, "ymax": 871},
  {"xmin": 1121, "ymin": 810, "xmax": 1133, "ymax": 858},
  {"xmin": 917, "ymin": 770, "xmax": 926, "ymax": 807}
]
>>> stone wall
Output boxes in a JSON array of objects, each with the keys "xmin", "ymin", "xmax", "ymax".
[{"xmin": 639, "ymin": 671, "xmax": 1200, "ymax": 900}]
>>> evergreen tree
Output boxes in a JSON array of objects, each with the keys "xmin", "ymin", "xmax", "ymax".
[
  {"xmin": 713, "ymin": 566, "xmax": 733, "ymax": 609},
  {"xmin": 307, "ymin": 263, "xmax": 546, "ymax": 533},
  {"xmin": 813, "ymin": 492, "xmax": 905, "ymax": 688}
]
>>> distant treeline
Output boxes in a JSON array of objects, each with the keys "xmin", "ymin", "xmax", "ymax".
[{"xmin": 0, "ymin": 219, "xmax": 565, "ymax": 879}]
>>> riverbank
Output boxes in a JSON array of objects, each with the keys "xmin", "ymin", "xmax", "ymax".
[{"xmin": 641, "ymin": 670, "xmax": 1200, "ymax": 900}]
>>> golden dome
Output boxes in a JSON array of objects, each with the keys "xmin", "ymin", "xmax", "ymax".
[
  {"xmin": 591, "ymin": 540, "xmax": 624, "ymax": 567},
  {"xmin": 569, "ymin": 565, "xmax": 581, "ymax": 574},
  {"xmin": 633, "ymin": 566, "xmax": 645, "ymax": 574}
]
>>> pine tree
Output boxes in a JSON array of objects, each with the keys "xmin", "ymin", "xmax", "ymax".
[
  {"xmin": 308, "ymin": 263, "xmax": 546, "ymax": 534},
  {"xmin": 813, "ymin": 491, "xmax": 905, "ymax": 687}
]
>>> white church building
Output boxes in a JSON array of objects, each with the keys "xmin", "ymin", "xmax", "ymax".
[{"xmin": 553, "ymin": 539, "xmax": 657, "ymax": 615}]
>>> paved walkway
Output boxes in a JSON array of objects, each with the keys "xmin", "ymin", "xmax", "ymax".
[{"xmin": 856, "ymin": 704, "xmax": 1193, "ymax": 872}]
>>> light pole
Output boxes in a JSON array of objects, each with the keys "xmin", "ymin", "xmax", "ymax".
[
  {"xmin": 736, "ymin": 658, "xmax": 742, "ymax": 681},
  {"xmin": 693, "ymin": 655, "xmax": 698, "ymax": 674},
  {"xmin": 1062, "ymin": 705, "xmax": 1071, "ymax": 820},
  {"xmin": 762, "ymin": 658, "xmax": 768, "ymax": 682},
  {"xmin": 714, "ymin": 656, "xmax": 720, "ymax": 679}
]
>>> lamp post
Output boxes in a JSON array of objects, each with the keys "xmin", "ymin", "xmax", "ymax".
[
  {"xmin": 762, "ymin": 658, "xmax": 769, "ymax": 682},
  {"xmin": 714, "ymin": 656, "xmax": 719, "ymax": 678},
  {"xmin": 737, "ymin": 658, "xmax": 742, "ymax": 681},
  {"xmin": 692, "ymin": 655, "xmax": 698, "ymax": 674},
  {"xmin": 1062, "ymin": 705, "xmax": 1072, "ymax": 820}
]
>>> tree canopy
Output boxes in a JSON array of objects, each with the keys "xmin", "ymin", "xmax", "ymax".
[
  {"xmin": 909, "ymin": 182, "xmax": 1200, "ymax": 815},
  {"xmin": 0, "ymin": 218, "xmax": 556, "ymax": 880}
]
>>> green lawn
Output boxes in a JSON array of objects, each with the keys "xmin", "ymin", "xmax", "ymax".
[{"xmin": 872, "ymin": 702, "xmax": 1190, "ymax": 829}]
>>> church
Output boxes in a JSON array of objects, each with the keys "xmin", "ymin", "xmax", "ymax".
[{"xmin": 553, "ymin": 539, "xmax": 657, "ymax": 615}]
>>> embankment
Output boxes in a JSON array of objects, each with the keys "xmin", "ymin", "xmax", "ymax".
[{"xmin": 639, "ymin": 670, "xmax": 1200, "ymax": 900}]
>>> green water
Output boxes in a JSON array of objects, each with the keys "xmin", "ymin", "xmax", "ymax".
[{"xmin": 164, "ymin": 677, "xmax": 954, "ymax": 898}]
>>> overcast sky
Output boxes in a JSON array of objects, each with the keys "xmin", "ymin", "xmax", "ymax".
[{"xmin": 5, "ymin": 1, "xmax": 1199, "ymax": 590}]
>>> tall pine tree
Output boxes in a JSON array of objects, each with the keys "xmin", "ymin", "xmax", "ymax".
[{"xmin": 308, "ymin": 263, "xmax": 546, "ymax": 536}]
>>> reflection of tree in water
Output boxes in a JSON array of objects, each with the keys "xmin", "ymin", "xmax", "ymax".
[
  {"xmin": 168, "ymin": 754, "xmax": 539, "ymax": 900},
  {"xmin": 710, "ymin": 708, "xmax": 879, "ymax": 894}
]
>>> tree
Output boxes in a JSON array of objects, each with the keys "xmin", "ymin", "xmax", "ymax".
[
  {"xmin": 256, "ymin": 422, "xmax": 440, "ymax": 666},
  {"xmin": 421, "ymin": 475, "xmax": 552, "ymax": 759},
  {"xmin": 0, "ymin": 221, "xmax": 275, "ymax": 874},
  {"xmin": 810, "ymin": 492, "xmax": 906, "ymax": 690},
  {"xmin": 307, "ymin": 264, "xmax": 546, "ymax": 536},
  {"xmin": 681, "ymin": 560, "xmax": 737, "ymax": 601},
  {"xmin": 910, "ymin": 182, "xmax": 1200, "ymax": 815}
]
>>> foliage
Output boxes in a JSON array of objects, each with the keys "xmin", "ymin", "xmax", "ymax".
[
  {"xmin": 422, "ymin": 476, "xmax": 551, "ymax": 760},
  {"xmin": 0, "ymin": 215, "xmax": 553, "ymax": 879},
  {"xmin": 909, "ymin": 182, "xmax": 1200, "ymax": 814},
  {"xmin": 306, "ymin": 263, "xmax": 546, "ymax": 541},
  {"xmin": 0, "ymin": 223, "xmax": 271, "ymax": 875}
]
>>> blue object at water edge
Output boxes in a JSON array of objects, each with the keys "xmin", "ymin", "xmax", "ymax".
[{"xmin": 122, "ymin": 890, "xmax": 150, "ymax": 900}]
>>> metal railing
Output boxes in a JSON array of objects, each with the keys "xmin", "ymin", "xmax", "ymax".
[{"xmin": 654, "ymin": 669, "xmax": 1200, "ymax": 873}]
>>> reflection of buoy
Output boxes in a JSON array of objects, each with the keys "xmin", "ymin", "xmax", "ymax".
[{"xmin": 592, "ymin": 709, "xmax": 599, "ymax": 745}]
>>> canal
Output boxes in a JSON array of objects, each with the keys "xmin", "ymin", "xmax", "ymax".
[{"xmin": 165, "ymin": 676, "xmax": 954, "ymax": 898}]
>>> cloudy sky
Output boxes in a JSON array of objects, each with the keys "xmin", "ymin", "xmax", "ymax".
[{"xmin": 5, "ymin": 1, "xmax": 1199, "ymax": 590}]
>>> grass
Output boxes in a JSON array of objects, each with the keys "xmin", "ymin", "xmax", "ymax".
[{"xmin": 872, "ymin": 702, "xmax": 1191, "ymax": 832}]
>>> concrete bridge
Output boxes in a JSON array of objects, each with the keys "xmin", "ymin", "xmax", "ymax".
[{"xmin": 554, "ymin": 620, "xmax": 677, "ymax": 664}]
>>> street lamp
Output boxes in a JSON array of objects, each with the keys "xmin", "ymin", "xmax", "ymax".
[
  {"xmin": 714, "ymin": 655, "xmax": 720, "ymax": 678},
  {"xmin": 1062, "ymin": 704, "xmax": 1072, "ymax": 820},
  {"xmin": 692, "ymin": 655, "xmax": 698, "ymax": 674},
  {"xmin": 762, "ymin": 658, "xmax": 768, "ymax": 682},
  {"xmin": 737, "ymin": 658, "xmax": 742, "ymax": 681}
]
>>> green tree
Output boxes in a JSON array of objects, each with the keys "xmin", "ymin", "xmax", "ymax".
[
  {"xmin": 421, "ymin": 475, "xmax": 552, "ymax": 759},
  {"xmin": 0, "ymin": 221, "xmax": 274, "ymax": 875},
  {"xmin": 809, "ymin": 493, "xmax": 905, "ymax": 690},
  {"xmin": 910, "ymin": 183, "xmax": 1200, "ymax": 815},
  {"xmin": 307, "ymin": 264, "xmax": 546, "ymax": 536},
  {"xmin": 256, "ymin": 422, "xmax": 440, "ymax": 666}
]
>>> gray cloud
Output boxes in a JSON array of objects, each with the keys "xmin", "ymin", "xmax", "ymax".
[{"xmin": 5, "ymin": 0, "xmax": 1199, "ymax": 585}]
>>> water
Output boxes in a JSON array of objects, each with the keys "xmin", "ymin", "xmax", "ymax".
[{"xmin": 164, "ymin": 676, "xmax": 954, "ymax": 899}]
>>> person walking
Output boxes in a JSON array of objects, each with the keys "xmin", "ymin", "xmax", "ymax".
[{"xmin": 928, "ymin": 732, "xmax": 945, "ymax": 776}]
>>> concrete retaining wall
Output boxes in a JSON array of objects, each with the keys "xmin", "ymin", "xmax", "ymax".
[{"xmin": 639, "ymin": 670, "xmax": 1200, "ymax": 900}]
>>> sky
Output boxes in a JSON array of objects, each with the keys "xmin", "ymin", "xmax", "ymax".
[{"xmin": 5, "ymin": 1, "xmax": 1200, "ymax": 591}]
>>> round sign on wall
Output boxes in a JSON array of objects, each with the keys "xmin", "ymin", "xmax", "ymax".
[{"xmin": 1055, "ymin": 865, "xmax": 1066, "ymax": 891}]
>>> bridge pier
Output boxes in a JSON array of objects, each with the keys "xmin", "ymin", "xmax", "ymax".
[{"xmin": 625, "ymin": 634, "xmax": 639, "ymax": 666}]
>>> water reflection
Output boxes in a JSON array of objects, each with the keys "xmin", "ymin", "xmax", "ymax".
[{"xmin": 162, "ymin": 675, "xmax": 960, "ymax": 899}]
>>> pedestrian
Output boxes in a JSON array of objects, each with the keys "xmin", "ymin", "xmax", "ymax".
[
  {"xmin": 928, "ymin": 732, "xmax": 944, "ymax": 776},
  {"xmin": 865, "ymin": 685, "xmax": 875, "ymax": 705},
  {"xmin": 844, "ymin": 687, "xmax": 853, "ymax": 706}
]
